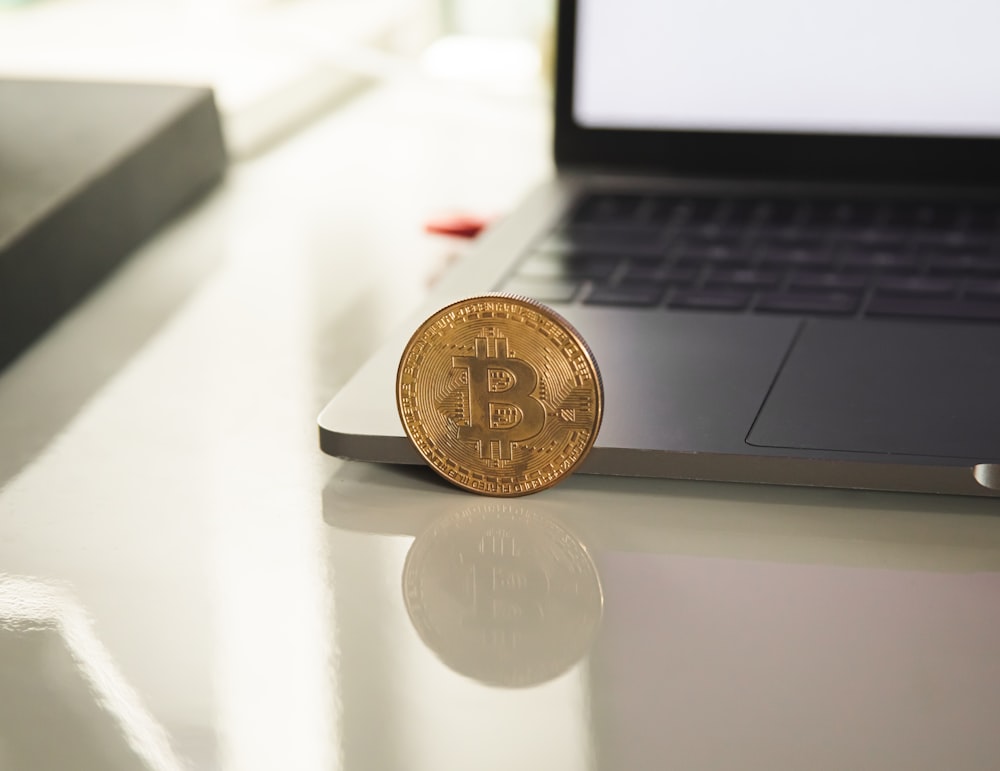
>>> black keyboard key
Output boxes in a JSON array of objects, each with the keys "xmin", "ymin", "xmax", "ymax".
[
  {"xmin": 874, "ymin": 276, "xmax": 958, "ymax": 298},
  {"xmin": 704, "ymin": 268, "xmax": 781, "ymax": 290},
  {"xmin": 540, "ymin": 225, "xmax": 665, "ymax": 256},
  {"xmin": 923, "ymin": 239, "xmax": 996, "ymax": 256},
  {"xmin": 883, "ymin": 201, "xmax": 961, "ymax": 229},
  {"xmin": 570, "ymin": 194, "xmax": 645, "ymax": 225},
  {"xmin": 752, "ymin": 224, "xmax": 801, "ymax": 242},
  {"xmin": 724, "ymin": 199, "xmax": 767, "ymax": 225},
  {"xmin": 866, "ymin": 297, "xmax": 1000, "ymax": 322},
  {"xmin": 672, "ymin": 233, "xmax": 744, "ymax": 251},
  {"xmin": 757, "ymin": 234, "xmax": 827, "ymax": 250},
  {"xmin": 672, "ymin": 240, "xmax": 751, "ymax": 268},
  {"xmin": 840, "ymin": 247, "xmax": 919, "ymax": 272},
  {"xmin": 915, "ymin": 229, "xmax": 976, "ymax": 249},
  {"xmin": 620, "ymin": 256, "xmax": 667, "ymax": 282},
  {"xmin": 674, "ymin": 223, "xmax": 723, "ymax": 240},
  {"xmin": 757, "ymin": 246, "xmax": 833, "ymax": 270},
  {"xmin": 645, "ymin": 195, "xmax": 688, "ymax": 223},
  {"xmin": 662, "ymin": 265, "xmax": 699, "ymax": 284},
  {"xmin": 585, "ymin": 283, "xmax": 664, "ymax": 307},
  {"xmin": 806, "ymin": 200, "xmax": 854, "ymax": 225},
  {"xmin": 703, "ymin": 222, "xmax": 753, "ymax": 240},
  {"xmin": 622, "ymin": 259, "xmax": 697, "ymax": 285},
  {"xmin": 675, "ymin": 198, "xmax": 724, "ymax": 225},
  {"xmin": 808, "ymin": 200, "xmax": 881, "ymax": 227},
  {"xmin": 759, "ymin": 199, "xmax": 804, "ymax": 226},
  {"xmin": 518, "ymin": 253, "xmax": 618, "ymax": 281},
  {"xmin": 958, "ymin": 230, "xmax": 999, "ymax": 247},
  {"xmin": 922, "ymin": 229, "xmax": 998, "ymax": 251},
  {"xmin": 501, "ymin": 278, "xmax": 581, "ymax": 304},
  {"xmin": 965, "ymin": 279, "xmax": 1000, "ymax": 302},
  {"xmin": 840, "ymin": 229, "xmax": 912, "ymax": 249},
  {"xmin": 682, "ymin": 232, "xmax": 745, "ymax": 246},
  {"xmin": 964, "ymin": 204, "xmax": 1000, "ymax": 230},
  {"xmin": 668, "ymin": 289, "xmax": 751, "ymax": 311},
  {"xmin": 756, "ymin": 291, "xmax": 860, "ymax": 316},
  {"xmin": 926, "ymin": 252, "xmax": 1000, "ymax": 277},
  {"xmin": 789, "ymin": 271, "xmax": 868, "ymax": 292},
  {"xmin": 792, "ymin": 224, "xmax": 838, "ymax": 241}
]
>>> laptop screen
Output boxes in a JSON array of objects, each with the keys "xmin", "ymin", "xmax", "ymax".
[{"xmin": 574, "ymin": 0, "xmax": 1000, "ymax": 139}]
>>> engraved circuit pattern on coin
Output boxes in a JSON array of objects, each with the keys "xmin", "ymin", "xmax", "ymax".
[
  {"xmin": 396, "ymin": 295, "xmax": 604, "ymax": 496},
  {"xmin": 402, "ymin": 504, "xmax": 604, "ymax": 687}
]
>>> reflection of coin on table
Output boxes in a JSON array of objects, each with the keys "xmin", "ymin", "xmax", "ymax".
[{"xmin": 402, "ymin": 504, "xmax": 603, "ymax": 688}]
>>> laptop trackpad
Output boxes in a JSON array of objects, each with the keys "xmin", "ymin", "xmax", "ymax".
[{"xmin": 747, "ymin": 320, "xmax": 1000, "ymax": 460}]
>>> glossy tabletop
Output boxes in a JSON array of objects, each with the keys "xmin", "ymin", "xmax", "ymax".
[{"xmin": 2, "ymin": 80, "xmax": 1000, "ymax": 771}]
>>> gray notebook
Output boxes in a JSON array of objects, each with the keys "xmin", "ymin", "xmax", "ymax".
[{"xmin": 0, "ymin": 79, "xmax": 227, "ymax": 371}]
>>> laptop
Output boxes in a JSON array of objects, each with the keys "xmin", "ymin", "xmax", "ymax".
[{"xmin": 319, "ymin": 0, "xmax": 1000, "ymax": 497}]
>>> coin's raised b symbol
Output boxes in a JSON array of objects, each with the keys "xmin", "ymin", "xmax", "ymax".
[{"xmin": 453, "ymin": 335, "xmax": 545, "ymax": 461}]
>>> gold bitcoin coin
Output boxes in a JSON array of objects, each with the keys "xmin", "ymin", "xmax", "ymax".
[{"xmin": 396, "ymin": 294, "xmax": 603, "ymax": 496}]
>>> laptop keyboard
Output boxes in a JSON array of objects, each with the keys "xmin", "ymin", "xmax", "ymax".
[{"xmin": 499, "ymin": 193, "xmax": 1000, "ymax": 323}]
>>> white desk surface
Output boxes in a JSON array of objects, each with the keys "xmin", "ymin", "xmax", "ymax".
[{"xmin": 1, "ymin": 81, "xmax": 999, "ymax": 771}]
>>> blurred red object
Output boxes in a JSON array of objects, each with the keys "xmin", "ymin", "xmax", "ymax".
[{"xmin": 424, "ymin": 213, "xmax": 493, "ymax": 239}]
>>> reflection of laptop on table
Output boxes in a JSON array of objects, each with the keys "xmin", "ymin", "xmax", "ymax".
[
  {"xmin": 320, "ymin": 0, "xmax": 1000, "ymax": 497},
  {"xmin": 322, "ymin": 475, "xmax": 1000, "ymax": 768}
]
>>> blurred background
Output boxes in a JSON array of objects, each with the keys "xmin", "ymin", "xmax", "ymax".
[{"xmin": 0, "ymin": 0, "xmax": 555, "ymax": 157}]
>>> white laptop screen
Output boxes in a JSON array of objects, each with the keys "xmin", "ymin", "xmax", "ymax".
[{"xmin": 574, "ymin": 0, "xmax": 1000, "ymax": 138}]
